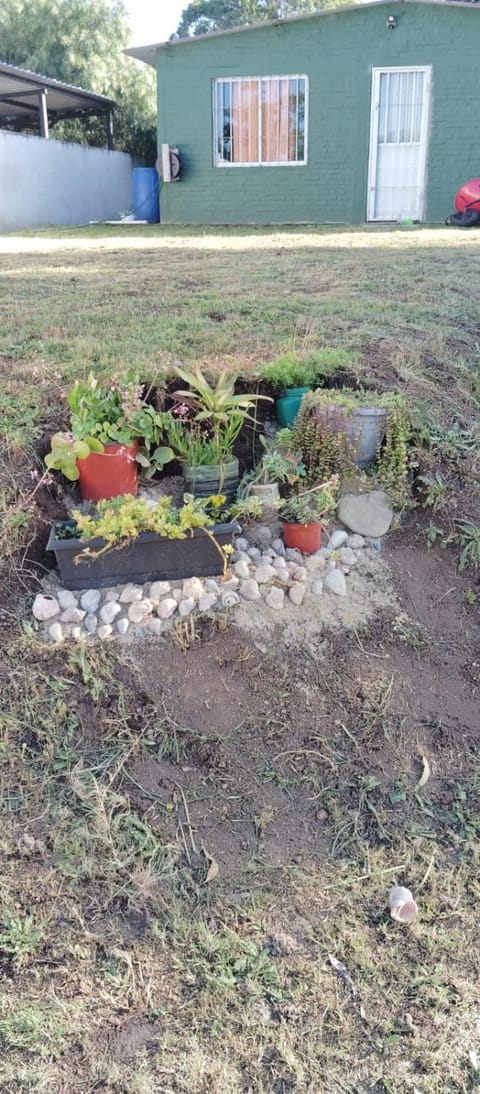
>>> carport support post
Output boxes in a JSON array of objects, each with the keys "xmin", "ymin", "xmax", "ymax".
[
  {"xmin": 38, "ymin": 89, "xmax": 49, "ymax": 138},
  {"xmin": 106, "ymin": 109, "xmax": 114, "ymax": 150}
]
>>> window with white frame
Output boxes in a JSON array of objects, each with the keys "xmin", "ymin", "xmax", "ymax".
[{"xmin": 213, "ymin": 76, "xmax": 308, "ymax": 166}]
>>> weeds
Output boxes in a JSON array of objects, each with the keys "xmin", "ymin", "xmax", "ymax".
[{"xmin": 455, "ymin": 519, "xmax": 480, "ymax": 571}]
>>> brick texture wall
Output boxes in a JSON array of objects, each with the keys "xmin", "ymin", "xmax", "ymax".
[{"xmin": 155, "ymin": 2, "xmax": 480, "ymax": 224}]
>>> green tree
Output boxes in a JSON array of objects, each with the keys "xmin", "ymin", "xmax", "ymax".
[
  {"xmin": 0, "ymin": 0, "xmax": 156, "ymax": 160},
  {"xmin": 174, "ymin": 0, "xmax": 340, "ymax": 38}
]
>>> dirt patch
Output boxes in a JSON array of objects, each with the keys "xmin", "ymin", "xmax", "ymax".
[
  {"xmin": 129, "ymin": 629, "xmax": 331, "ymax": 881},
  {"xmin": 126, "ymin": 523, "xmax": 479, "ymax": 889}
]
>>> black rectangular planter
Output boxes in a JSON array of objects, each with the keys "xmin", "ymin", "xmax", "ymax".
[{"xmin": 47, "ymin": 520, "xmax": 240, "ymax": 590}]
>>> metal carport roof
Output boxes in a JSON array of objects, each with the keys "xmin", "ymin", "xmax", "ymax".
[{"xmin": 0, "ymin": 61, "xmax": 115, "ymax": 144}]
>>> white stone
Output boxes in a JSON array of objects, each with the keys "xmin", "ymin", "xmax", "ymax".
[
  {"xmin": 71, "ymin": 626, "xmax": 83, "ymax": 640},
  {"xmin": 271, "ymin": 537, "xmax": 286, "ymax": 556},
  {"xmin": 33, "ymin": 594, "xmax": 60, "ymax": 622},
  {"xmin": 261, "ymin": 549, "xmax": 276, "ymax": 560},
  {"xmin": 266, "ymin": 587, "xmax": 284, "ymax": 611},
  {"xmin": 305, "ymin": 554, "xmax": 326, "ymax": 573},
  {"xmin": 339, "ymin": 547, "xmax": 357, "ymax": 567},
  {"xmin": 172, "ymin": 589, "xmax": 183, "ymax": 602},
  {"xmin": 221, "ymin": 590, "xmax": 240, "ymax": 608},
  {"xmin": 273, "ymin": 570, "xmax": 290, "ymax": 586},
  {"xmin": 324, "ymin": 570, "xmax": 347, "ymax": 596},
  {"xmin": 149, "ymin": 581, "xmax": 171, "ymax": 599},
  {"xmin": 248, "ymin": 547, "xmax": 262, "ymax": 561},
  {"xmin": 291, "ymin": 565, "xmax": 308, "ymax": 583},
  {"xmin": 234, "ymin": 559, "xmax": 250, "ymax": 579},
  {"xmin": 289, "ymin": 582, "xmax": 307, "ymax": 606},
  {"xmin": 179, "ymin": 597, "xmax": 195, "ymax": 617},
  {"xmin": 157, "ymin": 597, "xmax": 178, "ymax": 620},
  {"xmin": 149, "ymin": 618, "xmax": 164, "ymax": 636},
  {"xmin": 286, "ymin": 548, "xmax": 303, "ymax": 564},
  {"xmin": 205, "ymin": 578, "xmax": 221, "ymax": 594},
  {"xmin": 98, "ymin": 624, "xmax": 113, "ymax": 639},
  {"xmin": 116, "ymin": 617, "xmax": 129, "ymax": 635},
  {"xmin": 80, "ymin": 589, "xmax": 101, "ymax": 613},
  {"xmin": 272, "ymin": 556, "xmax": 287, "ymax": 570},
  {"xmin": 84, "ymin": 614, "xmax": 98, "ymax": 634},
  {"xmin": 234, "ymin": 536, "xmax": 249, "ymax": 552},
  {"xmin": 346, "ymin": 534, "xmax": 366, "ymax": 549},
  {"xmin": 337, "ymin": 491, "xmax": 393, "ymax": 538},
  {"xmin": 240, "ymin": 578, "xmax": 261, "ymax": 601},
  {"xmin": 58, "ymin": 590, "xmax": 78, "ymax": 610},
  {"xmin": 222, "ymin": 575, "xmax": 240, "ymax": 590},
  {"xmin": 255, "ymin": 525, "xmax": 272, "ymax": 546},
  {"xmin": 104, "ymin": 588, "xmax": 120, "ymax": 602},
  {"xmin": 60, "ymin": 608, "xmax": 86, "ymax": 624},
  {"xmin": 199, "ymin": 593, "xmax": 217, "ymax": 612},
  {"xmin": 329, "ymin": 529, "xmax": 348, "ymax": 549},
  {"xmin": 100, "ymin": 601, "xmax": 121, "ymax": 624},
  {"xmin": 317, "ymin": 547, "xmax": 331, "ymax": 559},
  {"xmin": 326, "ymin": 560, "xmax": 337, "ymax": 571},
  {"xmin": 48, "ymin": 621, "xmax": 63, "ymax": 643},
  {"xmin": 128, "ymin": 600, "xmax": 152, "ymax": 623},
  {"xmin": 119, "ymin": 584, "xmax": 143, "ymax": 604},
  {"xmin": 255, "ymin": 565, "xmax": 275, "ymax": 585},
  {"xmin": 311, "ymin": 579, "xmax": 324, "ymax": 597},
  {"xmin": 182, "ymin": 577, "xmax": 204, "ymax": 602}
]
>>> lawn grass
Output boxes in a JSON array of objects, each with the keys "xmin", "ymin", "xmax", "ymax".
[{"xmin": 0, "ymin": 225, "xmax": 479, "ymax": 1093}]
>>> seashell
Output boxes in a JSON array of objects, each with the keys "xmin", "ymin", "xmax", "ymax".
[
  {"xmin": 388, "ymin": 885, "xmax": 418, "ymax": 923},
  {"xmin": 221, "ymin": 591, "xmax": 240, "ymax": 608}
]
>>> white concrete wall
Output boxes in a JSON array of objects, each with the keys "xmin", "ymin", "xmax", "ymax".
[{"xmin": 0, "ymin": 131, "xmax": 133, "ymax": 231}]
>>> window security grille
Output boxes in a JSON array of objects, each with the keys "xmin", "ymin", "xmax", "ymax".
[{"xmin": 213, "ymin": 76, "xmax": 307, "ymax": 166}]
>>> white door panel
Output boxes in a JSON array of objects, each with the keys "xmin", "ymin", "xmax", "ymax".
[{"xmin": 367, "ymin": 67, "xmax": 431, "ymax": 222}]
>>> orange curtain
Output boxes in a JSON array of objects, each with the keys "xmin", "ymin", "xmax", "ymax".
[
  {"xmin": 261, "ymin": 78, "xmax": 292, "ymax": 162},
  {"xmin": 231, "ymin": 80, "xmax": 259, "ymax": 162}
]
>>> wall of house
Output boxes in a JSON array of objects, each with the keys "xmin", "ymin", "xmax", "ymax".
[
  {"xmin": 0, "ymin": 132, "xmax": 133, "ymax": 231},
  {"xmin": 155, "ymin": 2, "xmax": 480, "ymax": 224}
]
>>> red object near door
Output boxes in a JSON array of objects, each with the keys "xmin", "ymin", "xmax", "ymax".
[
  {"xmin": 282, "ymin": 520, "xmax": 323, "ymax": 555},
  {"xmin": 77, "ymin": 441, "xmax": 139, "ymax": 502},
  {"xmin": 454, "ymin": 178, "xmax": 480, "ymax": 213}
]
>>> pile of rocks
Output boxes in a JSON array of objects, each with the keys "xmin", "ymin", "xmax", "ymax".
[{"xmin": 32, "ymin": 523, "xmax": 378, "ymax": 645}]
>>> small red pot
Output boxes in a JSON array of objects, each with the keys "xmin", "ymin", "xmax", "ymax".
[
  {"xmin": 77, "ymin": 440, "xmax": 139, "ymax": 502},
  {"xmin": 282, "ymin": 519, "xmax": 323, "ymax": 555}
]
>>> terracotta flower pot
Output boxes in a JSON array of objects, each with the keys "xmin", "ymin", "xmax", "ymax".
[
  {"xmin": 282, "ymin": 519, "xmax": 323, "ymax": 555},
  {"xmin": 77, "ymin": 440, "xmax": 139, "ymax": 502}
]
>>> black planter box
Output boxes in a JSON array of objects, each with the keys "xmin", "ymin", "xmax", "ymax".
[{"xmin": 47, "ymin": 520, "xmax": 240, "ymax": 590}]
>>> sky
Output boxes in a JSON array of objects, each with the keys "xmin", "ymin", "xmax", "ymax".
[{"xmin": 126, "ymin": 0, "xmax": 187, "ymax": 45}]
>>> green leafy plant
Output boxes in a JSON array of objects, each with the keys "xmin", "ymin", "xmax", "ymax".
[
  {"xmin": 455, "ymin": 520, "xmax": 480, "ymax": 571},
  {"xmin": 45, "ymin": 431, "xmax": 104, "ymax": 481},
  {"xmin": 292, "ymin": 388, "xmax": 411, "ymax": 503},
  {"xmin": 262, "ymin": 348, "xmax": 356, "ymax": 392},
  {"xmin": 173, "ymin": 366, "xmax": 269, "ymax": 428},
  {"xmin": 419, "ymin": 472, "xmax": 449, "ymax": 511},
  {"xmin": 278, "ymin": 477, "xmax": 338, "ymax": 525},
  {"xmin": 69, "ymin": 491, "xmax": 260, "ymax": 575},
  {"xmin": 161, "ymin": 412, "xmax": 244, "ymax": 466},
  {"xmin": 166, "ymin": 366, "xmax": 270, "ymax": 467},
  {"xmin": 45, "ymin": 373, "xmax": 174, "ymax": 480},
  {"xmin": 0, "ymin": 911, "xmax": 45, "ymax": 964},
  {"xmin": 425, "ymin": 521, "xmax": 445, "ymax": 549}
]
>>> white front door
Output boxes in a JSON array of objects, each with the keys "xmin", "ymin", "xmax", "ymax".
[{"xmin": 367, "ymin": 66, "xmax": 431, "ymax": 222}]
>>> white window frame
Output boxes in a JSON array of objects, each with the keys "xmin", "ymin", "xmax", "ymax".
[
  {"xmin": 367, "ymin": 65, "xmax": 432, "ymax": 222},
  {"xmin": 212, "ymin": 75, "xmax": 309, "ymax": 167}
]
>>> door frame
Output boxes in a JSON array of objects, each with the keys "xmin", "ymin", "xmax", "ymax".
[{"xmin": 366, "ymin": 65, "xmax": 432, "ymax": 222}]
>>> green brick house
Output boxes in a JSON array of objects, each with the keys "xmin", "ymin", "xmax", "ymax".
[{"xmin": 127, "ymin": 0, "xmax": 480, "ymax": 225}]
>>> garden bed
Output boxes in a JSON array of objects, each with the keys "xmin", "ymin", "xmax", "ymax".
[{"xmin": 47, "ymin": 518, "xmax": 239, "ymax": 589}]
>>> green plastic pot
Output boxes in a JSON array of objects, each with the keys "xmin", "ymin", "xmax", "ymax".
[
  {"xmin": 276, "ymin": 387, "xmax": 309, "ymax": 428},
  {"xmin": 183, "ymin": 458, "xmax": 239, "ymax": 504}
]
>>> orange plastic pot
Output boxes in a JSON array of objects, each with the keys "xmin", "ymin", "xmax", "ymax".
[
  {"xmin": 77, "ymin": 441, "xmax": 139, "ymax": 502},
  {"xmin": 282, "ymin": 519, "xmax": 323, "ymax": 555}
]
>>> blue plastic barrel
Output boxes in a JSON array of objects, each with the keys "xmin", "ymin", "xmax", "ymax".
[{"xmin": 132, "ymin": 167, "xmax": 159, "ymax": 223}]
